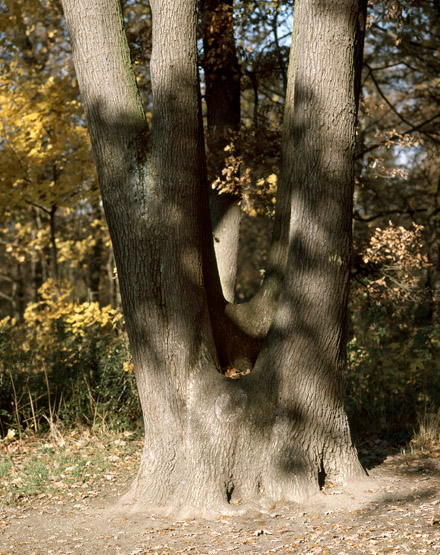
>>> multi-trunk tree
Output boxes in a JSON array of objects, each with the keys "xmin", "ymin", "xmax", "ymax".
[{"xmin": 61, "ymin": 0, "xmax": 368, "ymax": 516}]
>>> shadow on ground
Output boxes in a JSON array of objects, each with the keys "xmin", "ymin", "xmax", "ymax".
[{"xmin": 354, "ymin": 430, "xmax": 414, "ymax": 470}]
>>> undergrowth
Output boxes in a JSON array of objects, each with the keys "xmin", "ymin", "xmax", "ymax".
[
  {"xmin": 1, "ymin": 263, "xmax": 439, "ymax": 442},
  {"xmin": 346, "ymin": 321, "xmax": 440, "ymax": 437},
  {"xmin": 0, "ymin": 279, "xmax": 141, "ymax": 438}
]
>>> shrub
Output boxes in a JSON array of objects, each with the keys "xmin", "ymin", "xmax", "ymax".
[
  {"xmin": 346, "ymin": 221, "xmax": 439, "ymax": 437},
  {"xmin": 0, "ymin": 279, "xmax": 141, "ymax": 437},
  {"xmin": 346, "ymin": 324, "xmax": 440, "ymax": 436}
]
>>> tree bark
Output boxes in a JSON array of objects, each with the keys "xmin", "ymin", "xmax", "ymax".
[
  {"xmin": 49, "ymin": 204, "xmax": 58, "ymax": 284},
  {"xmin": 237, "ymin": 0, "xmax": 367, "ymax": 498},
  {"xmin": 256, "ymin": 0, "xmax": 367, "ymax": 490},
  {"xmin": 426, "ymin": 148, "xmax": 440, "ymax": 324},
  {"xmin": 88, "ymin": 201, "xmax": 104, "ymax": 302},
  {"xmin": 62, "ymin": 0, "xmax": 366, "ymax": 518}
]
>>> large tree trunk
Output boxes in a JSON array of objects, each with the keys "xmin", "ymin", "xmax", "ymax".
[
  {"xmin": 62, "ymin": 0, "xmax": 366, "ymax": 518},
  {"xmin": 230, "ymin": 0, "xmax": 367, "ymax": 500}
]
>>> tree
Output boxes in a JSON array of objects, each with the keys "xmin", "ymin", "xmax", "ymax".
[
  {"xmin": 0, "ymin": 0, "xmax": 107, "ymax": 317},
  {"xmin": 200, "ymin": 0, "xmax": 242, "ymax": 303},
  {"xmin": 61, "ymin": 0, "xmax": 367, "ymax": 517}
]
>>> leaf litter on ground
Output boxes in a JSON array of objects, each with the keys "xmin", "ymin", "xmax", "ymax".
[
  {"xmin": 1, "ymin": 431, "xmax": 440, "ymax": 554},
  {"xmin": 0, "ymin": 428, "xmax": 142, "ymax": 509}
]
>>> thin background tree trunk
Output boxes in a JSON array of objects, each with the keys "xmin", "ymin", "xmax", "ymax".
[{"xmin": 201, "ymin": 0, "xmax": 241, "ymax": 302}]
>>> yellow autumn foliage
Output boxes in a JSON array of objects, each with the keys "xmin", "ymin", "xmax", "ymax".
[
  {"xmin": 23, "ymin": 280, "xmax": 123, "ymax": 354},
  {"xmin": 0, "ymin": 56, "xmax": 97, "ymax": 215},
  {"xmin": 0, "ymin": 280, "xmax": 138, "ymax": 433}
]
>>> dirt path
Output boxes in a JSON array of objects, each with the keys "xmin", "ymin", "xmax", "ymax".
[{"xmin": 1, "ymin": 436, "xmax": 440, "ymax": 554}]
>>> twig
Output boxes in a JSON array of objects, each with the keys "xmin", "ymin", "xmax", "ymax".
[
  {"xmin": 8, "ymin": 369, "xmax": 22, "ymax": 440},
  {"xmin": 42, "ymin": 363, "xmax": 54, "ymax": 424},
  {"xmin": 357, "ymin": 112, "xmax": 440, "ymax": 159},
  {"xmin": 27, "ymin": 384, "xmax": 38, "ymax": 433}
]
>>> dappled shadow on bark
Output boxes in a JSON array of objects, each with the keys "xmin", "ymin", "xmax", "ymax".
[
  {"xmin": 78, "ymin": 0, "xmax": 367, "ymax": 516},
  {"xmin": 86, "ymin": 72, "xmax": 364, "ymax": 516}
]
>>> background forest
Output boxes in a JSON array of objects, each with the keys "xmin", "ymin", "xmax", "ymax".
[{"xmin": 0, "ymin": 0, "xmax": 439, "ymax": 443}]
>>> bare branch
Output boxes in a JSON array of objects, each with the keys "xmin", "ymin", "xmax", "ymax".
[
  {"xmin": 353, "ymin": 207, "xmax": 429, "ymax": 223},
  {"xmin": 356, "ymin": 111, "xmax": 440, "ymax": 159}
]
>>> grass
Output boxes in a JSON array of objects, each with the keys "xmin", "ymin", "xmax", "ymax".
[
  {"xmin": 0, "ymin": 428, "xmax": 142, "ymax": 507},
  {"xmin": 417, "ymin": 409, "xmax": 440, "ymax": 444},
  {"xmin": 0, "ymin": 459, "xmax": 12, "ymax": 479},
  {"xmin": 2, "ymin": 418, "xmax": 439, "ymax": 511}
]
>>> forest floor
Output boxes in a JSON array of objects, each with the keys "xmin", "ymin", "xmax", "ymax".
[{"xmin": 1, "ymin": 429, "xmax": 440, "ymax": 554}]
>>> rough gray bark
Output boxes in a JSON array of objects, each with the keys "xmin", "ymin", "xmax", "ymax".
[
  {"xmin": 230, "ymin": 0, "xmax": 367, "ymax": 499},
  {"xmin": 62, "ymin": 0, "xmax": 366, "ymax": 518}
]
